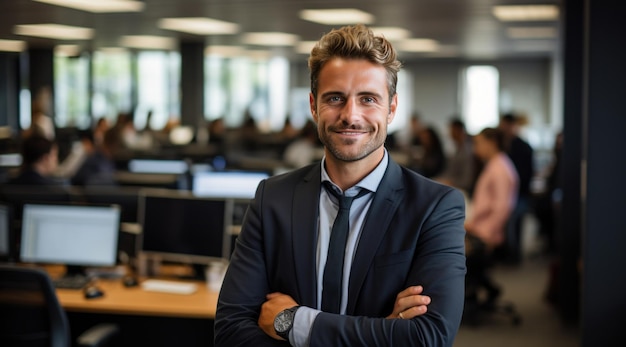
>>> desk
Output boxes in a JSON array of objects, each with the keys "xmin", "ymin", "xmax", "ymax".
[
  {"xmin": 46, "ymin": 266, "xmax": 219, "ymax": 346},
  {"xmin": 56, "ymin": 278, "xmax": 218, "ymax": 319}
]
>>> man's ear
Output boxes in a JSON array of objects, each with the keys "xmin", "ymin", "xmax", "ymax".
[
  {"xmin": 309, "ymin": 93, "xmax": 318, "ymax": 122},
  {"xmin": 387, "ymin": 93, "xmax": 398, "ymax": 124}
]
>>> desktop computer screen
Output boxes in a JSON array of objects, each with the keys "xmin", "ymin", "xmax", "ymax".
[
  {"xmin": 0, "ymin": 153, "xmax": 22, "ymax": 167},
  {"xmin": 0, "ymin": 204, "xmax": 11, "ymax": 258},
  {"xmin": 128, "ymin": 159, "xmax": 188, "ymax": 174},
  {"xmin": 139, "ymin": 190, "xmax": 232, "ymax": 264},
  {"xmin": 20, "ymin": 204, "xmax": 121, "ymax": 267},
  {"xmin": 192, "ymin": 171, "xmax": 269, "ymax": 199}
]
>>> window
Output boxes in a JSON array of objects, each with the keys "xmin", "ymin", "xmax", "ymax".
[
  {"xmin": 389, "ymin": 69, "xmax": 412, "ymax": 135},
  {"xmin": 461, "ymin": 65, "xmax": 499, "ymax": 135},
  {"xmin": 135, "ymin": 51, "xmax": 180, "ymax": 130},
  {"xmin": 54, "ymin": 54, "xmax": 90, "ymax": 128},
  {"xmin": 205, "ymin": 56, "xmax": 227, "ymax": 122},
  {"xmin": 205, "ymin": 55, "xmax": 289, "ymax": 132},
  {"xmin": 92, "ymin": 51, "xmax": 132, "ymax": 122}
]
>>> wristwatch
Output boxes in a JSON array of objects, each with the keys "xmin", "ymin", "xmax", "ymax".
[{"xmin": 274, "ymin": 305, "xmax": 300, "ymax": 340}]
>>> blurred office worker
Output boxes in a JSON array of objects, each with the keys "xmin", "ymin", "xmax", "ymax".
[
  {"xmin": 437, "ymin": 118, "xmax": 476, "ymax": 194},
  {"xmin": 465, "ymin": 128, "xmax": 519, "ymax": 248},
  {"xmin": 499, "ymin": 114, "xmax": 534, "ymax": 264},
  {"xmin": 215, "ymin": 25, "xmax": 466, "ymax": 347},
  {"xmin": 8, "ymin": 135, "xmax": 59, "ymax": 186},
  {"xmin": 71, "ymin": 129, "xmax": 120, "ymax": 186}
]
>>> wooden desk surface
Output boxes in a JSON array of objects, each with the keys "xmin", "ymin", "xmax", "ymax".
[{"xmin": 56, "ymin": 277, "xmax": 219, "ymax": 319}]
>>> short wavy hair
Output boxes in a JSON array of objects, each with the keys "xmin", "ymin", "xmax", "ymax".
[
  {"xmin": 308, "ymin": 24, "xmax": 402, "ymax": 102},
  {"xmin": 479, "ymin": 127, "xmax": 505, "ymax": 151}
]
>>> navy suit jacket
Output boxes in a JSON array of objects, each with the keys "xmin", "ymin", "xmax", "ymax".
[{"xmin": 215, "ymin": 159, "xmax": 466, "ymax": 346}]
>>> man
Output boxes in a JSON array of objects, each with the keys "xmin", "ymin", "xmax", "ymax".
[
  {"xmin": 498, "ymin": 114, "xmax": 534, "ymax": 264},
  {"xmin": 465, "ymin": 128, "xmax": 519, "ymax": 248},
  {"xmin": 9, "ymin": 135, "xmax": 59, "ymax": 185},
  {"xmin": 215, "ymin": 25, "xmax": 466, "ymax": 347},
  {"xmin": 437, "ymin": 118, "xmax": 476, "ymax": 194},
  {"xmin": 464, "ymin": 128, "xmax": 518, "ymax": 315},
  {"xmin": 71, "ymin": 129, "xmax": 119, "ymax": 186}
]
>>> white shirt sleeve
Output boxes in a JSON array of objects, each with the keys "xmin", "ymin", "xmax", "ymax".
[{"xmin": 289, "ymin": 307, "xmax": 322, "ymax": 347}]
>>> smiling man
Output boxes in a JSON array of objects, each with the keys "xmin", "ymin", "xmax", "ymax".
[{"xmin": 215, "ymin": 25, "xmax": 466, "ymax": 347}]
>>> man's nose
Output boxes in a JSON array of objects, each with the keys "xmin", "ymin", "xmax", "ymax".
[{"xmin": 339, "ymin": 98, "xmax": 361, "ymax": 124}]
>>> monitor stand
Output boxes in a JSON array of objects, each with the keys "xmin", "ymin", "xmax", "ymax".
[
  {"xmin": 64, "ymin": 265, "xmax": 88, "ymax": 278},
  {"xmin": 177, "ymin": 264, "xmax": 207, "ymax": 281},
  {"xmin": 52, "ymin": 265, "xmax": 91, "ymax": 289}
]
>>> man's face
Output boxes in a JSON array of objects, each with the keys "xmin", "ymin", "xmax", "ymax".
[
  {"xmin": 43, "ymin": 145, "xmax": 58, "ymax": 175},
  {"xmin": 310, "ymin": 58, "xmax": 397, "ymax": 163},
  {"xmin": 473, "ymin": 134, "xmax": 491, "ymax": 162}
]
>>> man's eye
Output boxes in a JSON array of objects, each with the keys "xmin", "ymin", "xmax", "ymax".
[
  {"xmin": 328, "ymin": 96, "xmax": 343, "ymax": 103},
  {"xmin": 362, "ymin": 97, "xmax": 375, "ymax": 103}
]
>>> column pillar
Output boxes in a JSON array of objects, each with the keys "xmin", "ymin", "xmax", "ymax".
[{"xmin": 180, "ymin": 41, "xmax": 205, "ymax": 128}]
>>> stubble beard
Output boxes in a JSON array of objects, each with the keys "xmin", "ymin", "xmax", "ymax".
[{"xmin": 318, "ymin": 124, "xmax": 387, "ymax": 163}]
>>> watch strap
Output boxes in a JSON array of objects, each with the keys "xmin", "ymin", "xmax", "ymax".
[{"xmin": 275, "ymin": 305, "xmax": 300, "ymax": 340}]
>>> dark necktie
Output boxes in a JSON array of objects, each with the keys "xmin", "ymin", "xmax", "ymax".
[{"xmin": 321, "ymin": 182, "xmax": 369, "ymax": 313}]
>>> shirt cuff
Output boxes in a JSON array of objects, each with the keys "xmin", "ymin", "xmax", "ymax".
[{"xmin": 289, "ymin": 306, "xmax": 321, "ymax": 347}]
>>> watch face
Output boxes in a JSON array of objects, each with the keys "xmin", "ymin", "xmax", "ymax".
[
  {"xmin": 274, "ymin": 309, "xmax": 294, "ymax": 334},
  {"xmin": 274, "ymin": 311, "xmax": 291, "ymax": 332}
]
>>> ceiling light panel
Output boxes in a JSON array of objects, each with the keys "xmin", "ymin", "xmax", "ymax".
[
  {"xmin": 299, "ymin": 8, "xmax": 374, "ymax": 25},
  {"xmin": 397, "ymin": 39, "xmax": 440, "ymax": 53},
  {"xmin": 370, "ymin": 27, "xmax": 412, "ymax": 41},
  {"xmin": 295, "ymin": 41, "xmax": 317, "ymax": 54},
  {"xmin": 159, "ymin": 18, "xmax": 240, "ymax": 35},
  {"xmin": 14, "ymin": 24, "xmax": 94, "ymax": 40},
  {"xmin": 242, "ymin": 32, "xmax": 299, "ymax": 46},
  {"xmin": 34, "ymin": 0, "xmax": 144, "ymax": 13},
  {"xmin": 514, "ymin": 41, "xmax": 556, "ymax": 52},
  {"xmin": 120, "ymin": 35, "xmax": 176, "ymax": 50},
  {"xmin": 0, "ymin": 39, "xmax": 26, "ymax": 52},
  {"xmin": 493, "ymin": 5, "xmax": 559, "ymax": 22},
  {"xmin": 55, "ymin": 44, "xmax": 81, "ymax": 56},
  {"xmin": 205, "ymin": 45, "xmax": 244, "ymax": 57},
  {"xmin": 507, "ymin": 27, "xmax": 557, "ymax": 39}
]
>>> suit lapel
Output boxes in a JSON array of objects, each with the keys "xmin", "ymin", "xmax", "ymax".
[
  {"xmin": 346, "ymin": 161, "xmax": 405, "ymax": 314},
  {"xmin": 292, "ymin": 164, "xmax": 321, "ymax": 307}
]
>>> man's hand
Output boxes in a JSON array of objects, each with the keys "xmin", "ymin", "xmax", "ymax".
[
  {"xmin": 386, "ymin": 286, "xmax": 431, "ymax": 320},
  {"xmin": 258, "ymin": 292, "xmax": 299, "ymax": 340}
]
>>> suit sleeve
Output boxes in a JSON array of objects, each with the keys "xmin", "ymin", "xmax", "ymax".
[
  {"xmin": 309, "ymin": 188, "xmax": 467, "ymax": 347},
  {"xmin": 214, "ymin": 181, "xmax": 288, "ymax": 347}
]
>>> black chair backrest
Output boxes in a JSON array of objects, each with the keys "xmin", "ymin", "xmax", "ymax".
[{"xmin": 0, "ymin": 266, "xmax": 70, "ymax": 347}]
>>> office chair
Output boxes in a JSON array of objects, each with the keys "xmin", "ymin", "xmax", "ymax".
[
  {"xmin": 0, "ymin": 266, "xmax": 119, "ymax": 347},
  {"xmin": 463, "ymin": 235, "xmax": 522, "ymax": 327}
]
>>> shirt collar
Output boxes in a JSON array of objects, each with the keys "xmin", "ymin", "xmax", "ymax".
[{"xmin": 321, "ymin": 149, "xmax": 389, "ymax": 194}]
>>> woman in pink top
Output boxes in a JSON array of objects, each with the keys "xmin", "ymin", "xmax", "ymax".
[{"xmin": 465, "ymin": 128, "xmax": 519, "ymax": 249}]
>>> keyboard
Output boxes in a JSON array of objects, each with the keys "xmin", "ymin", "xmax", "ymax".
[
  {"xmin": 141, "ymin": 279, "xmax": 198, "ymax": 295},
  {"xmin": 53, "ymin": 276, "xmax": 91, "ymax": 289}
]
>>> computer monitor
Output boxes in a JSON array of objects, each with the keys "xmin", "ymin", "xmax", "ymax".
[
  {"xmin": 0, "ymin": 153, "xmax": 22, "ymax": 168},
  {"xmin": 139, "ymin": 190, "xmax": 232, "ymax": 266},
  {"xmin": 20, "ymin": 203, "xmax": 121, "ymax": 273},
  {"xmin": 128, "ymin": 159, "xmax": 188, "ymax": 175},
  {"xmin": 0, "ymin": 204, "xmax": 12, "ymax": 260},
  {"xmin": 192, "ymin": 171, "xmax": 269, "ymax": 199}
]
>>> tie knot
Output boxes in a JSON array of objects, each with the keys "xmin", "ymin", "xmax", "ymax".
[{"xmin": 323, "ymin": 182, "xmax": 369, "ymax": 210}]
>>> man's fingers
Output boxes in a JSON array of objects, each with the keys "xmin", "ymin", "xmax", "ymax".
[
  {"xmin": 398, "ymin": 305, "xmax": 428, "ymax": 320},
  {"xmin": 397, "ymin": 293, "xmax": 431, "ymax": 308},
  {"xmin": 396, "ymin": 285, "xmax": 424, "ymax": 299},
  {"xmin": 386, "ymin": 286, "xmax": 431, "ymax": 319},
  {"xmin": 266, "ymin": 292, "xmax": 282, "ymax": 299}
]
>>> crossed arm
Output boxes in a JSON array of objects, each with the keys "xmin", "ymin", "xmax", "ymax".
[{"xmin": 258, "ymin": 285, "xmax": 432, "ymax": 341}]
